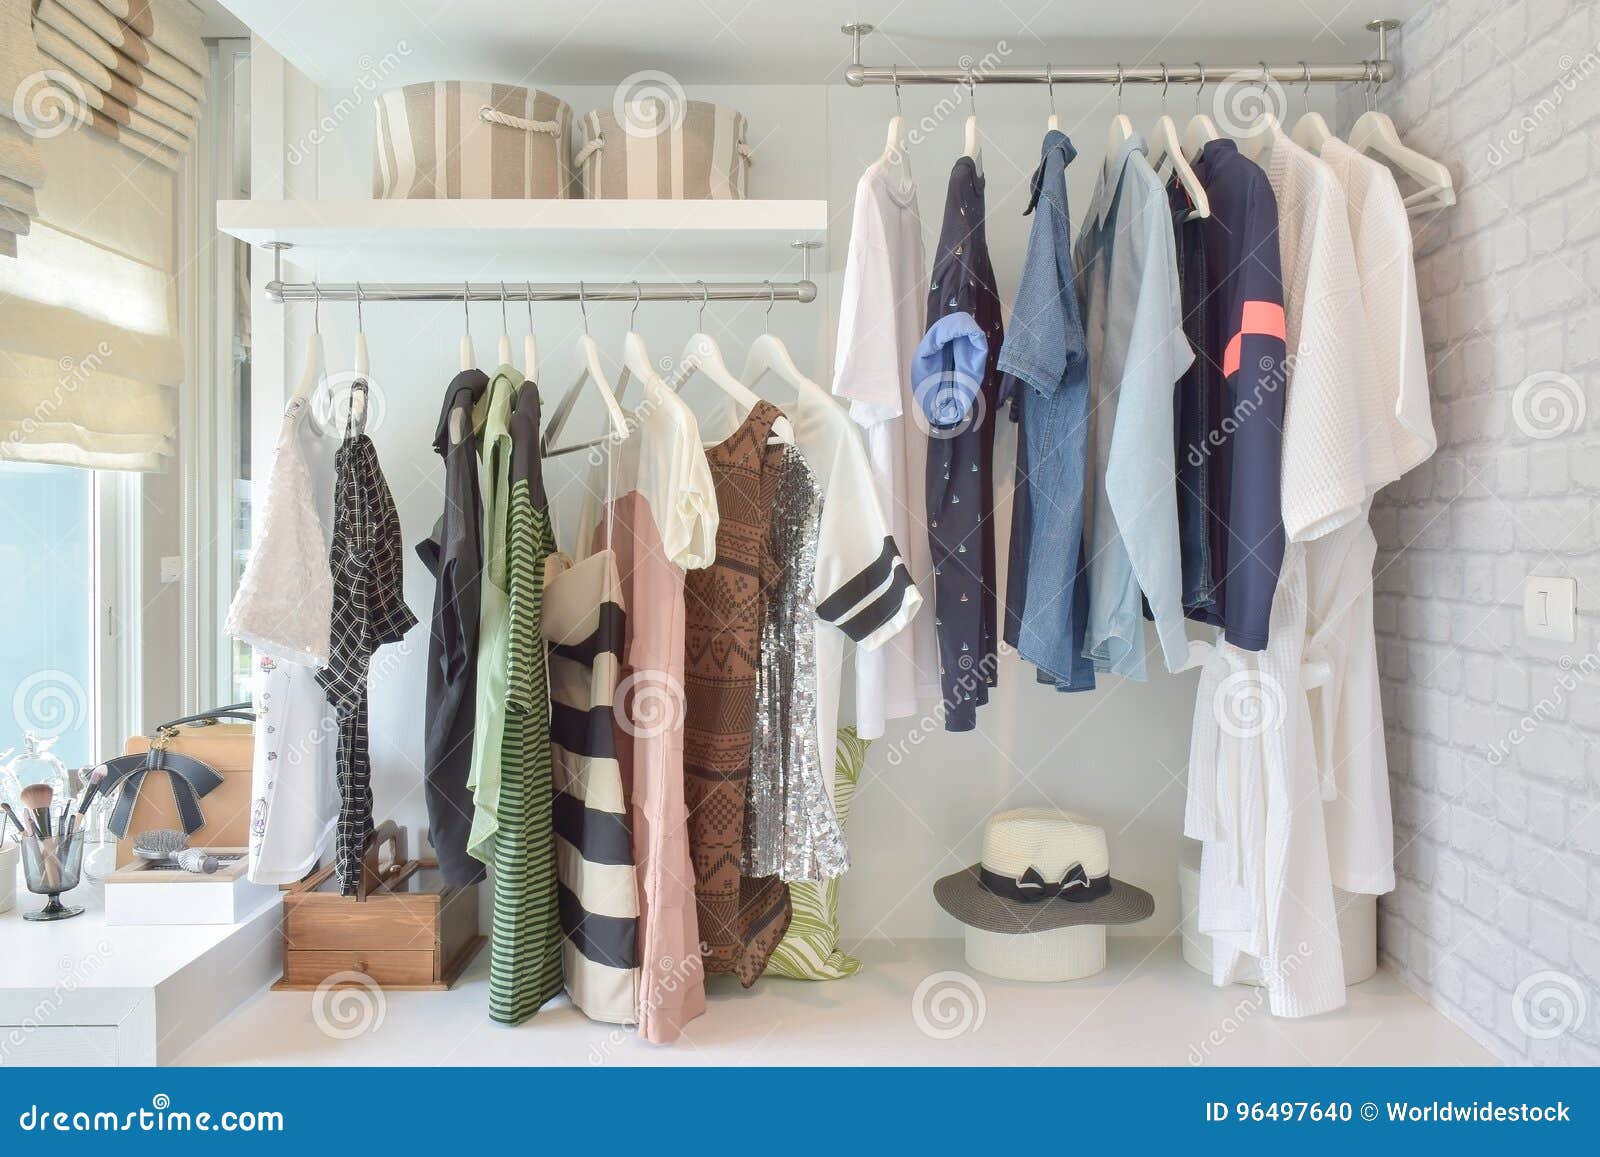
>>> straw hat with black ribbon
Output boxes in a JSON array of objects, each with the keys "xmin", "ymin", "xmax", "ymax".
[{"xmin": 934, "ymin": 809, "xmax": 1154, "ymax": 981}]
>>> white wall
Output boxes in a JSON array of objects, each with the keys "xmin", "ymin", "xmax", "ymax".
[
  {"xmin": 250, "ymin": 43, "xmax": 1340, "ymax": 944},
  {"xmin": 1337, "ymin": 0, "xmax": 1600, "ymax": 1065}
]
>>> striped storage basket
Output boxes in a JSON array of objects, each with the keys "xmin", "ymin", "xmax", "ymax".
[
  {"xmin": 373, "ymin": 82, "xmax": 574, "ymax": 199},
  {"xmin": 575, "ymin": 100, "xmax": 751, "ymax": 199}
]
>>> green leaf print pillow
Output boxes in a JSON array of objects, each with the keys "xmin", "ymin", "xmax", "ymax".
[{"xmin": 766, "ymin": 726, "xmax": 869, "ymax": 980}]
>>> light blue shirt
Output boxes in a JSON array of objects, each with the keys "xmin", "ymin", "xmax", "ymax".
[{"xmin": 1073, "ymin": 134, "xmax": 1195, "ymax": 680}]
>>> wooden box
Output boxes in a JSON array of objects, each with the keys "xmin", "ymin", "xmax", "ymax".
[
  {"xmin": 273, "ymin": 823, "xmax": 483, "ymax": 991},
  {"xmin": 116, "ymin": 723, "xmax": 254, "ymax": 867}
]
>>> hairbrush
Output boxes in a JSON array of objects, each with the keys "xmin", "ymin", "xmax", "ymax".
[{"xmin": 132, "ymin": 828, "xmax": 189, "ymax": 862}]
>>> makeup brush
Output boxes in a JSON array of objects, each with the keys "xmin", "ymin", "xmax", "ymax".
[
  {"xmin": 20, "ymin": 784, "xmax": 53, "ymax": 839},
  {"xmin": 0, "ymin": 800, "xmax": 28, "ymax": 839}
]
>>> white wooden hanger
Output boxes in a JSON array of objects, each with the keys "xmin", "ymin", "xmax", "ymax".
[
  {"xmin": 1148, "ymin": 65, "xmax": 1211, "ymax": 220},
  {"xmin": 1106, "ymin": 64, "xmax": 1135, "ymax": 158},
  {"xmin": 1238, "ymin": 64, "xmax": 1284, "ymax": 167},
  {"xmin": 1347, "ymin": 64, "xmax": 1455, "ymax": 214},
  {"xmin": 458, "ymin": 283, "xmax": 474, "ymax": 372},
  {"xmin": 541, "ymin": 282, "xmax": 630, "ymax": 455},
  {"xmin": 1288, "ymin": 62, "xmax": 1334, "ymax": 152},
  {"xmin": 350, "ymin": 282, "xmax": 369, "ymax": 428},
  {"xmin": 740, "ymin": 283, "xmax": 821, "ymax": 403},
  {"xmin": 883, "ymin": 65, "xmax": 913, "ymax": 190},
  {"xmin": 291, "ymin": 283, "xmax": 324, "ymax": 403},
  {"xmin": 1183, "ymin": 62, "xmax": 1222, "ymax": 161},
  {"xmin": 669, "ymin": 283, "xmax": 792, "ymax": 444},
  {"xmin": 615, "ymin": 283, "xmax": 667, "ymax": 402},
  {"xmin": 496, "ymin": 282, "xmax": 513, "ymax": 368},
  {"xmin": 962, "ymin": 69, "xmax": 983, "ymax": 177},
  {"xmin": 1045, "ymin": 65, "xmax": 1059, "ymax": 132},
  {"xmin": 522, "ymin": 281, "xmax": 539, "ymax": 384}
]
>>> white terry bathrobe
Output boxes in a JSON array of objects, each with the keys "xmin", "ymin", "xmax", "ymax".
[
  {"xmin": 1307, "ymin": 138, "xmax": 1437, "ymax": 897},
  {"xmin": 1186, "ymin": 131, "xmax": 1389, "ymax": 1018}
]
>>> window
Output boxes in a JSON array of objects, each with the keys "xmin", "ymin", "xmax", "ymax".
[
  {"xmin": 183, "ymin": 38, "xmax": 254, "ymax": 705},
  {"xmin": 0, "ymin": 462, "xmax": 97, "ymax": 768}
]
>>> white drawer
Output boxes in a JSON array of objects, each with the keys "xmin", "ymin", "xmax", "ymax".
[{"xmin": 0, "ymin": 1025, "xmax": 119, "ymax": 1065}]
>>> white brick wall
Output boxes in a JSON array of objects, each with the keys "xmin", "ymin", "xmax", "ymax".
[{"xmin": 1338, "ymin": 0, "xmax": 1600, "ymax": 1064}]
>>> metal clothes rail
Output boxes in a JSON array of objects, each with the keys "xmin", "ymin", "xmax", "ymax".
[
  {"xmin": 258, "ymin": 240, "xmax": 822, "ymax": 306},
  {"xmin": 840, "ymin": 18, "xmax": 1399, "ymax": 89}
]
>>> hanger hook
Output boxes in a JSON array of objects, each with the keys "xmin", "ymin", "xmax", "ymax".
[
  {"xmin": 1046, "ymin": 64, "xmax": 1055, "ymax": 117},
  {"xmin": 891, "ymin": 63, "xmax": 902, "ymax": 116},
  {"xmin": 500, "ymin": 281, "xmax": 508, "ymax": 333},
  {"xmin": 966, "ymin": 66, "xmax": 977, "ymax": 115},
  {"xmin": 631, "ymin": 281, "xmax": 642, "ymax": 329},
  {"xmin": 462, "ymin": 282, "xmax": 470, "ymax": 335},
  {"xmin": 1259, "ymin": 61, "xmax": 1270, "ymax": 96},
  {"xmin": 354, "ymin": 282, "xmax": 363, "ymax": 333},
  {"xmin": 313, "ymin": 281, "xmax": 321, "ymax": 334},
  {"xmin": 1115, "ymin": 63, "xmax": 1124, "ymax": 111},
  {"xmin": 1161, "ymin": 63, "xmax": 1170, "ymax": 108},
  {"xmin": 1194, "ymin": 62, "xmax": 1205, "ymax": 112},
  {"xmin": 764, "ymin": 280, "xmax": 775, "ymax": 327},
  {"xmin": 1300, "ymin": 60, "xmax": 1312, "ymax": 104},
  {"xmin": 697, "ymin": 280, "xmax": 708, "ymax": 330},
  {"xmin": 525, "ymin": 280, "xmax": 534, "ymax": 329},
  {"xmin": 578, "ymin": 280, "xmax": 588, "ymax": 334}
]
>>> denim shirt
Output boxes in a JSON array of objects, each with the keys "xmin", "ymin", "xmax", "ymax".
[
  {"xmin": 995, "ymin": 130, "xmax": 1095, "ymax": 691},
  {"xmin": 1074, "ymin": 134, "xmax": 1194, "ymax": 681}
]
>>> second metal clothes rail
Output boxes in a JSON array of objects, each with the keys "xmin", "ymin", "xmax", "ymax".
[
  {"xmin": 258, "ymin": 240, "xmax": 823, "ymax": 306},
  {"xmin": 840, "ymin": 18, "xmax": 1400, "ymax": 89}
]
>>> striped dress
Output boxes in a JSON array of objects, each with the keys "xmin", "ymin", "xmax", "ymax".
[
  {"xmin": 543, "ymin": 545, "xmax": 639, "ymax": 1023},
  {"xmin": 485, "ymin": 379, "xmax": 564, "ymax": 1024}
]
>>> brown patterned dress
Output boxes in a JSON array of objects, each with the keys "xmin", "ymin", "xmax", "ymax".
[{"xmin": 683, "ymin": 399, "xmax": 793, "ymax": 986}]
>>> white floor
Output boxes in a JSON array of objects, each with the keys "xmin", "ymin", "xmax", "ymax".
[{"xmin": 178, "ymin": 936, "xmax": 1494, "ymax": 1066}]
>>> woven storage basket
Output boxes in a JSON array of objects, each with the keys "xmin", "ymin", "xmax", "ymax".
[
  {"xmin": 576, "ymin": 99, "xmax": 751, "ymax": 199},
  {"xmin": 373, "ymin": 81, "xmax": 574, "ymax": 199}
]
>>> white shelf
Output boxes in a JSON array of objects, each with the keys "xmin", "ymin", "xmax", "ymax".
[{"xmin": 216, "ymin": 198, "xmax": 827, "ymax": 282}]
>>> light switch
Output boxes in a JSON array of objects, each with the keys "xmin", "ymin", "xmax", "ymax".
[
  {"xmin": 159, "ymin": 555, "xmax": 182, "ymax": 584},
  {"xmin": 1523, "ymin": 575, "xmax": 1577, "ymax": 643}
]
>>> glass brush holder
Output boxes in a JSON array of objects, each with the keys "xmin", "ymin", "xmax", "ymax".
[{"xmin": 19, "ymin": 827, "xmax": 86, "ymax": 921}]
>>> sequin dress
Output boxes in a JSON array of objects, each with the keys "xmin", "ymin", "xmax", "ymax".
[{"xmin": 744, "ymin": 444, "xmax": 848, "ymax": 883}]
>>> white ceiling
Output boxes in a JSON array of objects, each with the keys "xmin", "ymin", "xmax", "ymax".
[{"xmin": 211, "ymin": 0, "xmax": 1426, "ymax": 89}]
